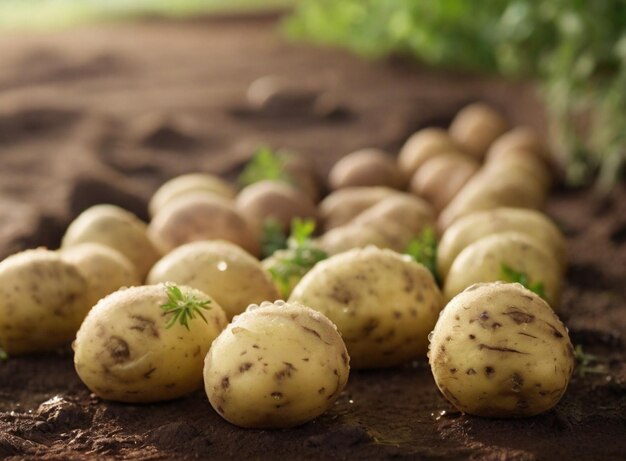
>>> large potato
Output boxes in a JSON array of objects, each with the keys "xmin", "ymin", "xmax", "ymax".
[
  {"xmin": 61, "ymin": 243, "xmax": 141, "ymax": 311},
  {"xmin": 397, "ymin": 128, "xmax": 459, "ymax": 178},
  {"xmin": 74, "ymin": 284, "xmax": 228, "ymax": 403},
  {"xmin": 62, "ymin": 204, "xmax": 161, "ymax": 279},
  {"xmin": 319, "ymin": 187, "xmax": 400, "ymax": 231},
  {"xmin": 204, "ymin": 301, "xmax": 349, "ymax": 428},
  {"xmin": 328, "ymin": 148, "xmax": 403, "ymax": 190},
  {"xmin": 289, "ymin": 247, "xmax": 442, "ymax": 369},
  {"xmin": 429, "ymin": 282, "xmax": 574, "ymax": 417},
  {"xmin": 316, "ymin": 224, "xmax": 395, "ymax": 255},
  {"xmin": 443, "ymin": 232, "xmax": 562, "ymax": 307},
  {"xmin": 449, "ymin": 103, "xmax": 508, "ymax": 159},
  {"xmin": 148, "ymin": 173, "xmax": 237, "ymax": 218},
  {"xmin": 0, "ymin": 249, "xmax": 88, "ymax": 355},
  {"xmin": 484, "ymin": 150, "xmax": 552, "ymax": 192},
  {"xmin": 486, "ymin": 126, "xmax": 550, "ymax": 164},
  {"xmin": 147, "ymin": 240, "xmax": 279, "ymax": 320},
  {"xmin": 438, "ymin": 207, "xmax": 567, "ymax": 279},
  {"xmin": 149, "ymin": 194, "xmax": 259, "ymax": 256}
]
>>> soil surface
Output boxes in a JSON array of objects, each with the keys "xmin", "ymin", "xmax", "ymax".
[{"xmin": 0, "ymin": 13, "xmax": 625, "ymax": 461}]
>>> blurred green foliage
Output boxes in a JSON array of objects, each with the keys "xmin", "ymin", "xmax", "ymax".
[{"xmin": 286, "ymin": 0, "xmax": 626, "ymax": 189}]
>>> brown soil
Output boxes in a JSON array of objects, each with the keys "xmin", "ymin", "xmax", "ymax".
[{"xmin": 0, "ymin": 13, "xmax": 624, "ymax": 461}]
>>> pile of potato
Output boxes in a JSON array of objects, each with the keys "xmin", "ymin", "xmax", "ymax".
[{"xmin": 0, "ymin": 102, "xmax": 574, "ymax": 426}]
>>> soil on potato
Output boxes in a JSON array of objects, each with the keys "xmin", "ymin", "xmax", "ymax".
[{"xmin": 0, "ymin": 13, "xmax": 625, "ymax": 461}]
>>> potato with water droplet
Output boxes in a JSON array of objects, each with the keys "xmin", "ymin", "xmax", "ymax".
[
  {"xmin": 289, "ymin": 246, "xmax": 443, "ymax": 369},
  {"xmin": 429, "ymin": 282, "xmax": 574, "ymax": 417},
  {"xmin": 74, "ymin": 284, "xmax": 227, "ymax": 403},
  {"xmin": 147, "ymin": 240, "xmax": 279, "ymax": 320},
  {"xmin": 0, "ymin": 248, "xmax": 88, "ymax": 355},
  {"xmin": 204, "ymin": 301, "xmax": 349, "ymax": 428}
]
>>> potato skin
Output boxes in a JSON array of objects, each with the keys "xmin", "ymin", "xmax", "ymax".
[
  {"xmin": 486, "ymin": 126, "xmax": 549, "ymax": 164},
  {"xmin": 289, "ymin": 247, "xmax": 442, "ymax": 369},
  {"xmin": 328, "ymin": 148, "xmax": 403, "ymax": 190},
  {"xmin": 437, "ymin": 208, "xmax": 567, "ymax": 279},
  {"xmin": 204, "ymin": 301, "xmax": 349, "ymax": 428},
  {"xmin": 74, "ymin": 284, "xmax": 228, "ymax": 403},
  {"xmin": 147, "ymin": 240, "xmax": 279, "ymax": 320},
  {"xmin": 61, "ymin": 243, "xmax": 141, "ymax": 312},
  {"xmin": 443, "ymin": 232, "xmax": 562, "ymax": 307},
  {"xmin": 429, "ymin": 282, "xmax": 574, "ymax": 417},
  {"xmin": 148, "ymin": 194, "xmax": 259, "ymax": 256},
  {"xmin": 149, "ymin": 173, "xmax": 237, "ymax": 217},
  {"xmin": 316, "ymin": 223, "xmax": 396, "ymax": 255},
  {"xmin": 319, "ymin": 187, "xmax": 400, "ymax": 231},
  {"xmin": 398, "ymin": 128, "xmax": 459, "ymax": 178},
  {"xmin": 449, "ymin": 103, "xmax": 508, "ymax": 159},
  {"xmin": 62, "ymin": 204, "xmax": 161, "ymax": 280},
  {"xmin": 0, "ymin": 249, "xmax": 88, "ymax": 355}
]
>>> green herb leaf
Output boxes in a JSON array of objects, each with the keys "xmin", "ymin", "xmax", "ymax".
[
  {"xmin": 238, "ymin": 146, "xmax": 293, "ymax": 188},
  {"xmin": 500, "ymin": 264, "xmax": 547, "ymax": 299},
  {"xmin": 405, "ymin": 227, "xmax": 439, "ymax": 284},
  {"xmin": 0, "ymin": 348, "xmax": 8, "ymax": 361},
  {"xmin": 261, "ymin": 218, "xmax": 288, "ymax": 258},
  {"xmin": 161, "ymin": 283, "xmax": 212, "ymax": 330},
  {"xmin": 574, "ymin": 344, "xmax": 607, "ymax": 377}
]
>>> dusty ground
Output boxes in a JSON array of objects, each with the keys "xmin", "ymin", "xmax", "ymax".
[{"xmin": 0, "ymin": 14, "xmax": 624, "ymax": 461}]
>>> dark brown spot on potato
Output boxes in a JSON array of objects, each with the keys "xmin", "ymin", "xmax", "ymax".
[
  {"xmin": 469, "ymin": 334, "xmax": 476, "ymax": 340},
  {"xmin": 217, "ymin": 406, "xmax": 224, "ymax": 414},
  {"xmin": 143, "ymin": 367, "xmax": 157, "ymax": 379},
  {"xmin": 221, "ymin": 377, "xmax": 230, "ymax": 390},
  {"xmin": 302, "ymin": 326, "xmax": 322, "ymax": 340},
  {"xmin": 518, "ymin": 332, "xmax": 538, "ymax": 339},
  {"xmin": 450, "ymin": 368, "xmax": 457, "ymax": 374},
  {"xmin": 485, "ymin": 366, "xmax": 495, "ymax": 376},
  {"xmin": 403, "ymin": 270, "xmax": 414, "ymax": 292},
  {"xmin": 504, "ymin": 308, "xmax": 535, "ymax": 324},
  {"xmin": 129, "ymin": 315, "xmax": 159, "ymax": 338},
  {"xmin": 492, "ymin": 322, "xmax": 502, "ymax": 329},
  {"xmin": 393, "ymin": 311, "xmax": 402, "ymax": 319},
  {"xmin": 362, "ymin": 318, "xmax": 379, "ymax": 336},
  {"xmin": 252, "ymin": 344, "xmax": 260, "ymax": 349},
  {"xmin": 271, "ymin": 391, "xmax": 283, "ymax": 399},
  {"xmin": 239, "ymin": 362, "xmax": 253, "ymax": 373},
  {"xmin": 467, "ymin": 368, "xmax": 476, "ymax": 375},
  {"xmin": 511, "ymin": 373, "xmax": 524, "ymax": 392},
  {"xmin": 275, "ymin": 362, "xmax": 297, "ymax": 381},
  {"xmin": 479, "ymin": 344, "xmax": 528, "ymax": 354},
  {"xmin": 318, "ymin": 387, "xmax": 326, "ymax": 394},
  {"xmin": 546, "ymin": 323, "xmax": 564, "ymax": 338},
  {"xmin": 106, "ymin": 336, "xmax": 130, "ymax": 363},
  {"xmin": 341, "ymin": 352, "xmax": 348, "ymax": 367},
  {"xmin": 479, "ymin": 311, "xmax": 489, "ymax": 320}
]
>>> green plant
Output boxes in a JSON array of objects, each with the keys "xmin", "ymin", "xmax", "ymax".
[
  {"xmin": 405, "ymin": 227, "xmax": 439, "ymax": 283},
  {"xmin": 500, "ymin": 264, "xmax": 546, "ymax": 300},
  {"xmin": 238, "ymin": 146, "xmax": 294, "ymax": 188},
  {"xmin": 573, "ymin": 344, "xmax": 607, "ymax": 377},
  {"xmin": 161, "ymin": 284, "xmax": 212, "ymax": 330}
]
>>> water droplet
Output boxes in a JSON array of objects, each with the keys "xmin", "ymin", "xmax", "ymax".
[
  {"xmin": 348, "ymin": 399, "xmax": 354, "ymax": 404},
  {"xmin": 428, "ymin": 332, "xmax": 434, "ymax": 341},
  {"xmin": 217, "ymin": 261, "xmax": 228, "ymax": 271},
  {"xmin": 434, "ymin": 410, "xmax": 447, "ymax": 421}
]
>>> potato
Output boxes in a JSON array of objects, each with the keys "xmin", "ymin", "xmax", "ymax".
[
  {"xmin": 62, "ymin": 204, "xmax": 161, "ymax": 280},
  {"xmin": 429, "ymin": 282, "xmax": 574, "ymax": 417},
  {"xmin": 449, "ymin": 103, "xmax": 508, "ymax": 159},
  {"xmin": 147, "ymin": 240, "xmax": 279, "ymax": 320},
  {"xmin": 149, "ymin": 194, "xmax": 259, "ymax": 256},
  {"xmin": 486, "ymin": 126, "xmax": 550, "ymax": 164},
  {"xmin": 74, "ymin": 284, "xmax": 228, "ymax": 403},
  {"xmin": 443, "ymin": 232, "xmax": 562, "ymax": 307},
  {"xmin": 0, "ymin": 249, "xmax": 88, "ymax": 355},
  {"xmin": 280, "ymin": 152, "xmax": 321, "ymax": 202},
  {"xmin": 438, "ymin": 208, "xmax": 567, "ymax": 279},
  {"xmin": 397, "ymin": 128, "xmax": 459, "ymax": 178},
  {"xmin": 319, "ymin": 187, "xmax": 400, "ymax": 231},
  {"xmin": 289, "ymin": 247, "xmax": 442, "ymax": 369},
  {"xmin": 148, "ymin": 173, "xmax": 237, "ymax": 218},
  {"xmin": 204, "ymin": 300, "xmax": 349, "ymax": 428},
  {"xmin": 236, "ymin": 180, "xmax": 317, "ymax": 233},
  {"xmin": 328, "ymin": 148, "xmax": 403, "ymax": 190},
  {"xmin": 484, "ymin": 150, "xmax": 552, "ymax": 191},
  {"xmin": 316, "ymin": 224, "xmax": 395, "ymax": 255},
  {"xmin": 61, "ymin": 243, "xmax": 141, "ymax": 311},
  {"xmin": 409, "ymin": 153, "xmax": 479, "ymax": 211}
]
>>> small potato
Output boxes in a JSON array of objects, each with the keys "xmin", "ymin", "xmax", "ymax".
[
  {"xmin": 280, "ymin": 152, "xmax": 321, "ymax": 202},
  {"xmin": 443, "ymin": 232, "xmax": 562, "ymax": 307},
  {"xmin": 74, "ymin": 284, "xmax": 228, "ymax": 403},
  {"xmin": 486, "ymin": 126, "xmax": 550, "ymax": 164},
  {"xmin": 437, "ymin": 207, "xmax": 567, "ymax": 279},
  {"xmin": 147, "ymin": 240, "xmax": 279, "ymax": 320},
  {"xmin": 397, "ymin": 128, "xmax": 459, "ymax": 178},
  {"xmin": 289, "ymin": 247, "xmax": 443, "ymax": 369},
  {"xmin": 449, "ymin": 103, "xmax": 508, "ymax": 159},
  {"xmin": 319, "ymin": 187, "xmax": 400, "ymax": 231},
  {"xmin": 328, "ymin": 148, "xmax": 403, "ymax": 190},
  {"xmin": 0, "ymin": 249, "xmax": 88, "ymax": 355},
  {"xmin": 429, "ymin": 282, "xmax": 574, "ymax": 417},
  {"xmin": 62, "ymin": 205, "xmax": 161, "ymax": 280},
  {"xmin": 204, "ymin": 300, "xmax": 349, "ymax": 428},
  {"xmin": 149, "ymin": 173, "xmax": 237, "ymax": 218},
  {"xmin": 410, "ymin": 153, "xmax": 479, "ymax": 212},
  {"xmin": 236, "ymin": 180, "xmax": 317, "ymax": 233},
  {"xmin": 316, "ymin": 224, "xmax": 395, "ymax": 255},
  {"xmin": 149, "ymin": 194, "xmax": 259, "ymax": 256},
  {"xmin": 61, "ymin": 243, "xmax": 141, "ymax": 311},
  {"xmin": 484, "ymin": 150, "xmax": 552, "ymax": 192}
]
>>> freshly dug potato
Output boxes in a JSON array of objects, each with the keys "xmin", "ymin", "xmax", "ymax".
[
  {"xmin": 316, "ymin": 224, "xmax": 395, "ymax": 255},
  {"xmin": 410, "ymin": 153, "xmax": 479, "ymax": 212},
  {"xmin": 397, "ymin": 128, "xmax": 459, "ymax": 178},
  {"xmin": 61, "ymin": 243, "xmax": 141, "ymax": 312},
  {"xmin": 236, "ymin": 180, "xmax": 317, "ymax": 233},
  {"xmin": 319, "ymin": 187, "xmax": 400, "ymax": 231},
  {"xmin": 204, "ymin": 300, "xmax": 349, "ymax": 428},
  {"xmin": 449, "ymin": 103, "xmax": 508, "ymax": 159},
  {"xmin": 147, "ymin": 240, "xmax": 279, "ymax": 320},
  {"xmin": 280, "ymin": 151, "xmax": 321, "ymax": 202},
  {"xmin": 74, "ymin": 284, "xmax": 228, "ymax": 403},
  {"xmin": 429, "ymin": 282, "xmax": 574, "ymax": 417},
  {"xmin": 289, "ymin": 247, "xmax": 442, "ymax": 369},
  {"xmin": 486, "ymin": 126, "xmax": 550, "ymax": 164},
  {"xmin": 438, "ymin": 208, "xmax": 567, "ymax": 279},
  {"xmin": 443, "ymin": 232, "xmax": 562, "ymax": 307},
  {"xmin": 484, "ymin": 150, "xmax": 552, "ymax": 191},
  {"xmin": 0, "ymin": 249, "xmax": 88, "ymax": 355},
  {"xmin": 62, "ymin": 204, "xmax": 161, "ymax": 279},
  {"xmin": 148, "ymin": 173, "xmax": 237, "ymax": 217},
  {"xmin": 149, "ymin": 194, "xmax": 259, "ymax": 256},
  {"xmin": 328, "ymin": 148, "xmax": 403, "ymax": 190}
]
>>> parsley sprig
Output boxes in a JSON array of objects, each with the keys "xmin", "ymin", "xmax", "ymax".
[
  {"xmin": 238, "ymin": 146, "xmax": 293, "ymax": 188},
  {"xmin": 500, "ymin": 264, "xmax": 547, "ymax": 300},
  {"xmin": 405, "ymin": 227, "xmax": 439, "ymax": 284},
  {"xmin": 161, "ymin": 284, "xmax": 211, "ymax": 330},
  {"xmin": 261, "ymin": 219, "xmax": 289, "ymax": 259}
]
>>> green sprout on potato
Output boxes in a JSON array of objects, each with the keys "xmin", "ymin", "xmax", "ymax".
[
  {"xmin": 161, "ymin": 283, "xmax": 212, "ymax": 330},
  {"xmin": 500, "ymin": 264, "xmax": 546, "ymax": 300},
  {"xmin": 405, "ymin": 227, "xmax": 439, "ymax": 284},
  {"xmin": 238, "ymin": 146, "xmax": 293, "ymax": 188}
]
